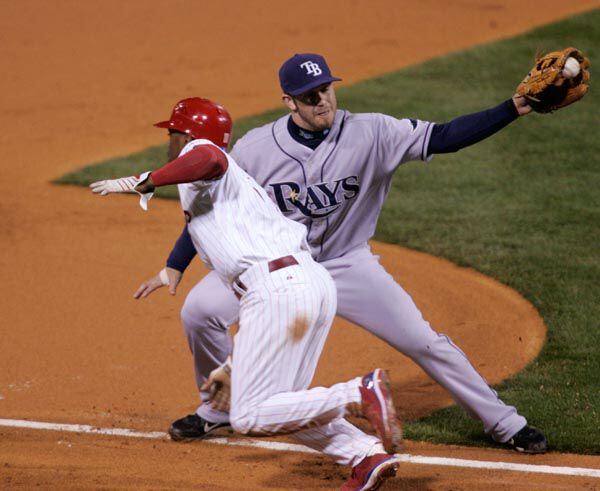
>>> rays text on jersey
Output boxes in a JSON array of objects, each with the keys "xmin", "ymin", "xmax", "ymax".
[{"xmin": 269, "ymin": 176, "xmax": 360, "ymax": 218}]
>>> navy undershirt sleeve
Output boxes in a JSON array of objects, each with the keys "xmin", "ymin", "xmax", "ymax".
[
  {"xmin": 166, "ymin": 225, "xmax": 197, "ymax": 273},
  {"xmin": 428, "ymin": 99, "xmax": 519, "ymax": 155}
]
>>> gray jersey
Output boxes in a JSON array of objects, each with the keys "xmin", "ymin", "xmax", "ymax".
[
  {"xmin": 230, "ymin": 110, "xmax": 433, "ymax": 261},
  {"xmin": 189, "ymin": 109, "xmax": 528, "ymax": 446}
]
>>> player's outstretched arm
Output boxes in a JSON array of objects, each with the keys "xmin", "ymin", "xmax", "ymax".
[
  {"xmin": 133, "ymin": 267, "xmax": 183, "ymax": 299},
  {"xmin": 427, "ymin": 97, "xmax": 528, "ymax": 155},
  {"xmin": 90, "ymin": 145, "xmax": 228, "ymax": 209},
  {"xmin": 138, "ymin": 145, "xmax": 228, "ymax": 193}
]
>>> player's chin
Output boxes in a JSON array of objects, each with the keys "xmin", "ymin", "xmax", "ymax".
[{"xmin": 313, "ymin": 110, "xmax": 334, "ymax": 130}]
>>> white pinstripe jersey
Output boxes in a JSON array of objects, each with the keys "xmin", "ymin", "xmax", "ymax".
[{"xmin": 177, "ymin": 139, "xmax": 310, "ymax": 285}]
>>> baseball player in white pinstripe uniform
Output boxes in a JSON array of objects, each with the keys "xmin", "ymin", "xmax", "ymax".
[{"xmin": 90, "ymin": 98, "xmax": 404, "ymax": 490}]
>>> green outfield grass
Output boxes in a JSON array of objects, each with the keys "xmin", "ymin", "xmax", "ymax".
[{"xmin": 57, "ymin": 10, "xmax": 600, "ymax": 454}]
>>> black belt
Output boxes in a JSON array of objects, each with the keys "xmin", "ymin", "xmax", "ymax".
[{"xmin": 234, "ymin": 255, "xmax": 298, "ymax": 298}]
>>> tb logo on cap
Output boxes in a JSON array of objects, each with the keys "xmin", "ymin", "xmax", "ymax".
[{"xmin": 300, "ymin": 61, "xmax": 322, "ymax": 77}]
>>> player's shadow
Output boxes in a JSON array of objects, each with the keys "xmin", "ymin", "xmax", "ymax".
[{"xmin": 234, "ymin": 451, "xmax": 433, "ymax": 489}]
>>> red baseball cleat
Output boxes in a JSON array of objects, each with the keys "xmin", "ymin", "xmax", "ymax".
[
  {"xmin": 341, "ymin": 453, "xmax": 401, "ymax": 491},
  {"xmin": 359, "ymin": 369, "xmax": 402, "ymax": 454}
]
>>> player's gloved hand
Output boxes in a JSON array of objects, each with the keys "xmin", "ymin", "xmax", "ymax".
[
  {"xmin": 200, "ymin": 357, "xmax": 232, "ymax": 412},
  {"xmin": 133, "ymin": 267, "xmax": 183, "ymax": 299},
  {"xmin": 89, "ymin": 171, "xmax": 154, "ymax": 210},
  {"xmin": 516, "ymin": 47, "xmax": 590, "ymax": 113}
]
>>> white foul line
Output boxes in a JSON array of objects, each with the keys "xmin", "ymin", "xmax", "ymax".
[
  {"xmin": 1, "ymin": 418, "xmax": 599, "ymax": 479},
  {"xmin": 0, "ymin": 418, "xmax": 166, "ymax": 440}
]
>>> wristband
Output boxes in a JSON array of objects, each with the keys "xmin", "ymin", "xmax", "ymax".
[{"xmin": 159, "ymin": 268, "xmax": 169, "ymax": 286}]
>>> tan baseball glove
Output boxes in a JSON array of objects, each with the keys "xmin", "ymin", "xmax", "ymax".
[{"xmin": 516, "ymin": 47, "xmax": 590, "ymax": 113}]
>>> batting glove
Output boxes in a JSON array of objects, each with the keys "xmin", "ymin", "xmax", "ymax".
[{"xmin": 89, "ymin": 171, "xmax": 154, "ymax": 211}]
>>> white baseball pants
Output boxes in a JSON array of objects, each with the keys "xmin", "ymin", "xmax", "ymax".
[{"xmin": 227, "ymin": 251, "xmax": 379, "ymax": 466}]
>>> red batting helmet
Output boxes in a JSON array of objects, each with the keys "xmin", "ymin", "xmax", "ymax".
[{"xmin": 154, "ymin": 97, "xmax": 233, "ymax": 148}]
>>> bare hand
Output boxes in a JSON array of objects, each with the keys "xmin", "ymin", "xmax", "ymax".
[
  {"xmin": 200, "ymin": 358, "xmax": 232, "ymax": 412},
  {"xmin": 512, "ymin": 94, "xmax": 533, "ymax": 116},
  {"xmin": 133, "ymin": 267, "xmax": 182, "ymax": 299}
]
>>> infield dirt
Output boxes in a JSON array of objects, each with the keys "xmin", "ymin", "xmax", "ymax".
[{"xmin": 1, "ymin": 1, "xmax": 599, "ymax": 489}]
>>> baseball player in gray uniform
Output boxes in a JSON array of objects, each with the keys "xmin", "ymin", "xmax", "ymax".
[{"xmin": 137, "ymin": 53, "xmax": 547, "ymax": 455}]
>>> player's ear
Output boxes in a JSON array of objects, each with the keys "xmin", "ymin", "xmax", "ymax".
[{"xmin": 282, "ymin": 94, "xmax": 297, "ymax": 112}]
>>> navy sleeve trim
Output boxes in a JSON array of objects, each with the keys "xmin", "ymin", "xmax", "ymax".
[
  {"xmin": 428, "ymin": 99, "xmax": 519, "ymax": 155},
  {"xmin": 166, "ymin": 225, "xmax": 197, "ymax": 273}
]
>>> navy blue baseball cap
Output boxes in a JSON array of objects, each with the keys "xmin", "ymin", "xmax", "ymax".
[{"xmin": 279, "ymin": 53, "xmax": 342, "ymax": 96}]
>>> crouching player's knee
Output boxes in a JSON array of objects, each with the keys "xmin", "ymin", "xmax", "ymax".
[
  {"xmin": 230, "ymin": 405, "xmax": 283, "ymax": 436},
  {"xmin": 229, "ymin": 407, "xmax": 259, "ymax": 435}
]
